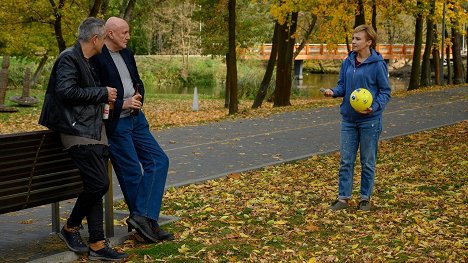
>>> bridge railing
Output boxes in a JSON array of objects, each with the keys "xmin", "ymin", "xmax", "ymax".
[{"xmin": 254, "ymin": 43, "xmax": 424, "ymax": 60}]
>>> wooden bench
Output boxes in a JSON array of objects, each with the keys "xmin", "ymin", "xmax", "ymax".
[{"xmin": 0, "ymin": 130, "xmax": 115, "ymax": 237}]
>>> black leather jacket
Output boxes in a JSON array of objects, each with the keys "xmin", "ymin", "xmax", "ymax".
[{"xmin": 39, "ymin": 42, "xmax": 108, "ymax": 140}]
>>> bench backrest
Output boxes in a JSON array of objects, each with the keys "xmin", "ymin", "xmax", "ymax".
[{"xmin": 0, "ymin": 130, "xmax": 83, "ymax": 214}]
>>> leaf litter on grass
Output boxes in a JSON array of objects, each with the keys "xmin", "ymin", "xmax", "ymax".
[{"xmin": 122, "ymin": 121, "xmax": 467, "ymax": 262}]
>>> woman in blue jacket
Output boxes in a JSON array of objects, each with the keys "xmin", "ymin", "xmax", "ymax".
[{"xmin": 322, "ymin": 25, "xmax": 391, "ymax": 211}]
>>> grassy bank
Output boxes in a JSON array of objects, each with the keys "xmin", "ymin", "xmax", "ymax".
[{"xmin": 114, "ymin": 121, "xmax": 467, "ymax": 262}]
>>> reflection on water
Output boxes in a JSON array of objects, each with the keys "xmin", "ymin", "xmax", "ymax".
[
  {"xmin": 293, "ymin": 73, "xmax": 409, "ymax": 99},
  {"xmin": 151, "ymin": 73, "xmax": 409, "ymax": 98}
]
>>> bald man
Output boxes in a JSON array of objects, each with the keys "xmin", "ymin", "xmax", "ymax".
[{"xmin": 91, "ymin": 17, "xmax": 174, "ymax": 243}]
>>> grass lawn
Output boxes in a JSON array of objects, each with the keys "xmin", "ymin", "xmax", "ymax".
[{"xmin": 115, "ymin": 121, "xmax": 467, "ymax": 262}]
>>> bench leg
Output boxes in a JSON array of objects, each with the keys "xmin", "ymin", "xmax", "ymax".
[
  {"xmin": 51, "ymin": 202, "xmax": 60, "ymax": 233},
  {"xmin": 104, "ymin": 160, "xmax": 114, "ymax": 238}
]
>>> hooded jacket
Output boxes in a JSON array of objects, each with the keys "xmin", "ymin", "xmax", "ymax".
[
  {"xmin": 331, "ymin": 49, "xmax": 391, "ymax": 122},
  {"xmin": 39, "ymin": 42, "xmax": 109, "ymax": 140}
]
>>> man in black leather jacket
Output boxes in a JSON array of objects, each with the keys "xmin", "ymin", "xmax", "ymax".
[{"xmin": 39, "ymin": 17, "xmax": 127, "ymax": 261}]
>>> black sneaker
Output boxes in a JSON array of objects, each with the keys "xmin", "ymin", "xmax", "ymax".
[
  {"xmin": 88, "ymin": 239, "xmax": 128, "ymax": 261},
  {"xmin": 58, "ymin": 226, "xmax": 88, "ymax": 254}
]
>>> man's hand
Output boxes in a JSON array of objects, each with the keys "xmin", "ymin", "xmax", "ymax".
[
  {"xmin": 107, "ymin": 87, "xmax": 117, "ymax": 102},
  {"xmin": 123, "ymin": 94, "xmax": 143, "ymax": 110}
]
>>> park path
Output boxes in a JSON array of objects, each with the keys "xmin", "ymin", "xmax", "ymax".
[{"xmin": 0, "ymin": 86, "xmax": 466, "ymax": 262}]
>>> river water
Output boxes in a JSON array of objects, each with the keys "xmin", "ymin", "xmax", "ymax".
[
  {"xmin": 293, "ymin": 73, "xmax": 409, "ymax": 98},
  {"xmin": 153, "ymin": 73, "xmax": 409, "ymax": 99}
]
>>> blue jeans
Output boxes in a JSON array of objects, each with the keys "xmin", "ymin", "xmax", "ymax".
[
  {"xmin": 338, "ymin": 118, "xmax": 382, "ymax": 200},
  {"xmin": 108, "ymin": 112, "xmax": 169, "ymax": 221}
]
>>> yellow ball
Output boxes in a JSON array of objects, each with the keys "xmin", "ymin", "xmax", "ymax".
[{"xmin": 350, "ymin": 88, "xmax": 373, "ymax": 111}]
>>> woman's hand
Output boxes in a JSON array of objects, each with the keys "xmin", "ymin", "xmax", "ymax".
[
  {"xmin": 357, "ymin": 107, "xmax": 373, "ymax": 115},
  {"xmin": 320, "ymin": 88, "xmax": 334, "ymax": 97}
]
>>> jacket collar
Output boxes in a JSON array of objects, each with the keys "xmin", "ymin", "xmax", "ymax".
[{"xmin": 347, "ymin": 48, "xmax": 384, "ymax": 64}]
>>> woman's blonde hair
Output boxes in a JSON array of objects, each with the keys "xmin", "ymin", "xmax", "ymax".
[{"xmin": 353, "ymin": 24, "xmax": 377, "ymax": 50}]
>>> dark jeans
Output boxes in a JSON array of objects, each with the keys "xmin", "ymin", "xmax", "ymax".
[{"xmin": 67, "ymin": 144, "xmax": 109, "ymax": 243}]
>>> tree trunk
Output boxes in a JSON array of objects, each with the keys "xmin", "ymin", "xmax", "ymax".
[
  {"xmin": 89, "ymin": 0, "xmax": 103, "ymax": 17},
  {"xmin": 227, "ymin": 0, "xmax": 238, "ymax": 115},
  {"xmin": 407, "ymin": 0, "xmax": 423, "ymax": 91},
  {"xmin": 252, "ymin": 22, "xmax": 279, "ymax": 109},
  {"xmin": 100, "ymin": 0, "xmax": 110, "ymax": 16},
  {"xmin": 354, "ymin": 0, "xmax": 365, "ymax": 28},
  {"xmin": 344, "ymin": 25, "xmax": 350, "ymax": 53},
  {"xmin": 122, "ymin": 0, "xmax": 137, "ymax": 21},
  {"xmin": 49, "ymin": 0, "xmax": 66, "ymax": 53},
  {"xmin": 420, "ymin": 0, "xmax": 435, "ymax": 87},
  {"xmin": 274, "ymin": 12, "xmax": 297, "ymax": 107},
  {"xmin": 371, "ymin": 0, "xmax": 377, "ymax": 32},
  {"xmin": 273, "ymin": 22, "xmax": 288, "ymax": 107},
  {"xmin": 446, "ymin": 36, "xmax": 452, "ymax": 84},
  {"xmin": 32, "ymin": 53, "xmax": 48, "ymax": 87},
  {"xmin": 466, "ymin": 26, "xmax": 468, "ymax": 83},
  {"xmin": 119, "ymin": 0, "xmax": 129, "ymax": 18},
  {"xmin": 283, "ymin": 12, "xmax": 298, "ymax": 105},
  {"xmin": 22, "ymin": 68, "xmax": 32, "ymax": 98},
  {"xmin": 0, "ymin": 56, "xmax": 10, "ymax": 105},
  {"xmin": 451, "ymin": 27, "xmax": 464, "ymax": 84},
  {"xmin": 432, "ymin": 24, "xmax": 441, "ymax": 85},
  {"xmin": 225, "ymin": 53, "xmax": 230, "ymax": 108},
  {"xmin": 293, "ymin": 15, "xmax": 317, "ymax": 59}
]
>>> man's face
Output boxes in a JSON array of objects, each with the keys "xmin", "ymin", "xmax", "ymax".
[{"xmin": 109, "ymin": 23, "xmax": 130, "ymax": 50}]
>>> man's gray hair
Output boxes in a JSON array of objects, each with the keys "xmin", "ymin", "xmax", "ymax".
[{"xmin": 77, "ymin": 17, "xmax": 105, "ymax": 42}]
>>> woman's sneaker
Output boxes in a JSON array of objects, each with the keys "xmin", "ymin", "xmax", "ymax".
[
  {"xmin": 358, "ymin": 200, "xmax": 371, "ymax": 211},
  {"xmin": 58, "ymin": 226, "xmax": 88, "ymax": 254},
  {"xmin": 88, "ymin": 239, "xmax": 128, "ymax": 261},
  {"xmin": 330, "ymin": 200, "xmax": 349, "ymax": 211}
]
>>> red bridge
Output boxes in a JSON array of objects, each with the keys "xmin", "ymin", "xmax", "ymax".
[{"xmin": 254, "ymin": 43, "xmax": 422, "ymax": 60}]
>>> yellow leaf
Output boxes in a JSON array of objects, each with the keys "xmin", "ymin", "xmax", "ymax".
[
  {"xmin": 204, "ymin": 206, "xmax": 214, "ymax": 212},
  {"xmin": 180, "ymin": 230, "xmax": 190, "ymax": 240},
  {"xmin": 352, "ymin": 244, "xmax": 359, "ymax": 249},
  {"xmin": 239, "ymin": 232, "xmax": 250, "ymax": 238},
  {"xmin": 178, "ymin": 244, "xmax": 190, "ymax": 254},
  {"xmin": 143, "ymin": 254, "xmax": 152, "ymax": 262},
  {"xmin": 274, "ymin": 220, "xmax": 288, "ymax": 225},
  {"xmin": 308, "ymin": 257, "xmax": 317, "ymax": 263}
]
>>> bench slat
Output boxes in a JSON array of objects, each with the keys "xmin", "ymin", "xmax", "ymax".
[{"xmin": 0, "ymin": 130, "xmax": 85, "ymax": 214}]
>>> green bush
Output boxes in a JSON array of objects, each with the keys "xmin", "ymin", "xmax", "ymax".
[{"xmin": 3, "ymin": 55, "xmax": 270, "ymax": 99}]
